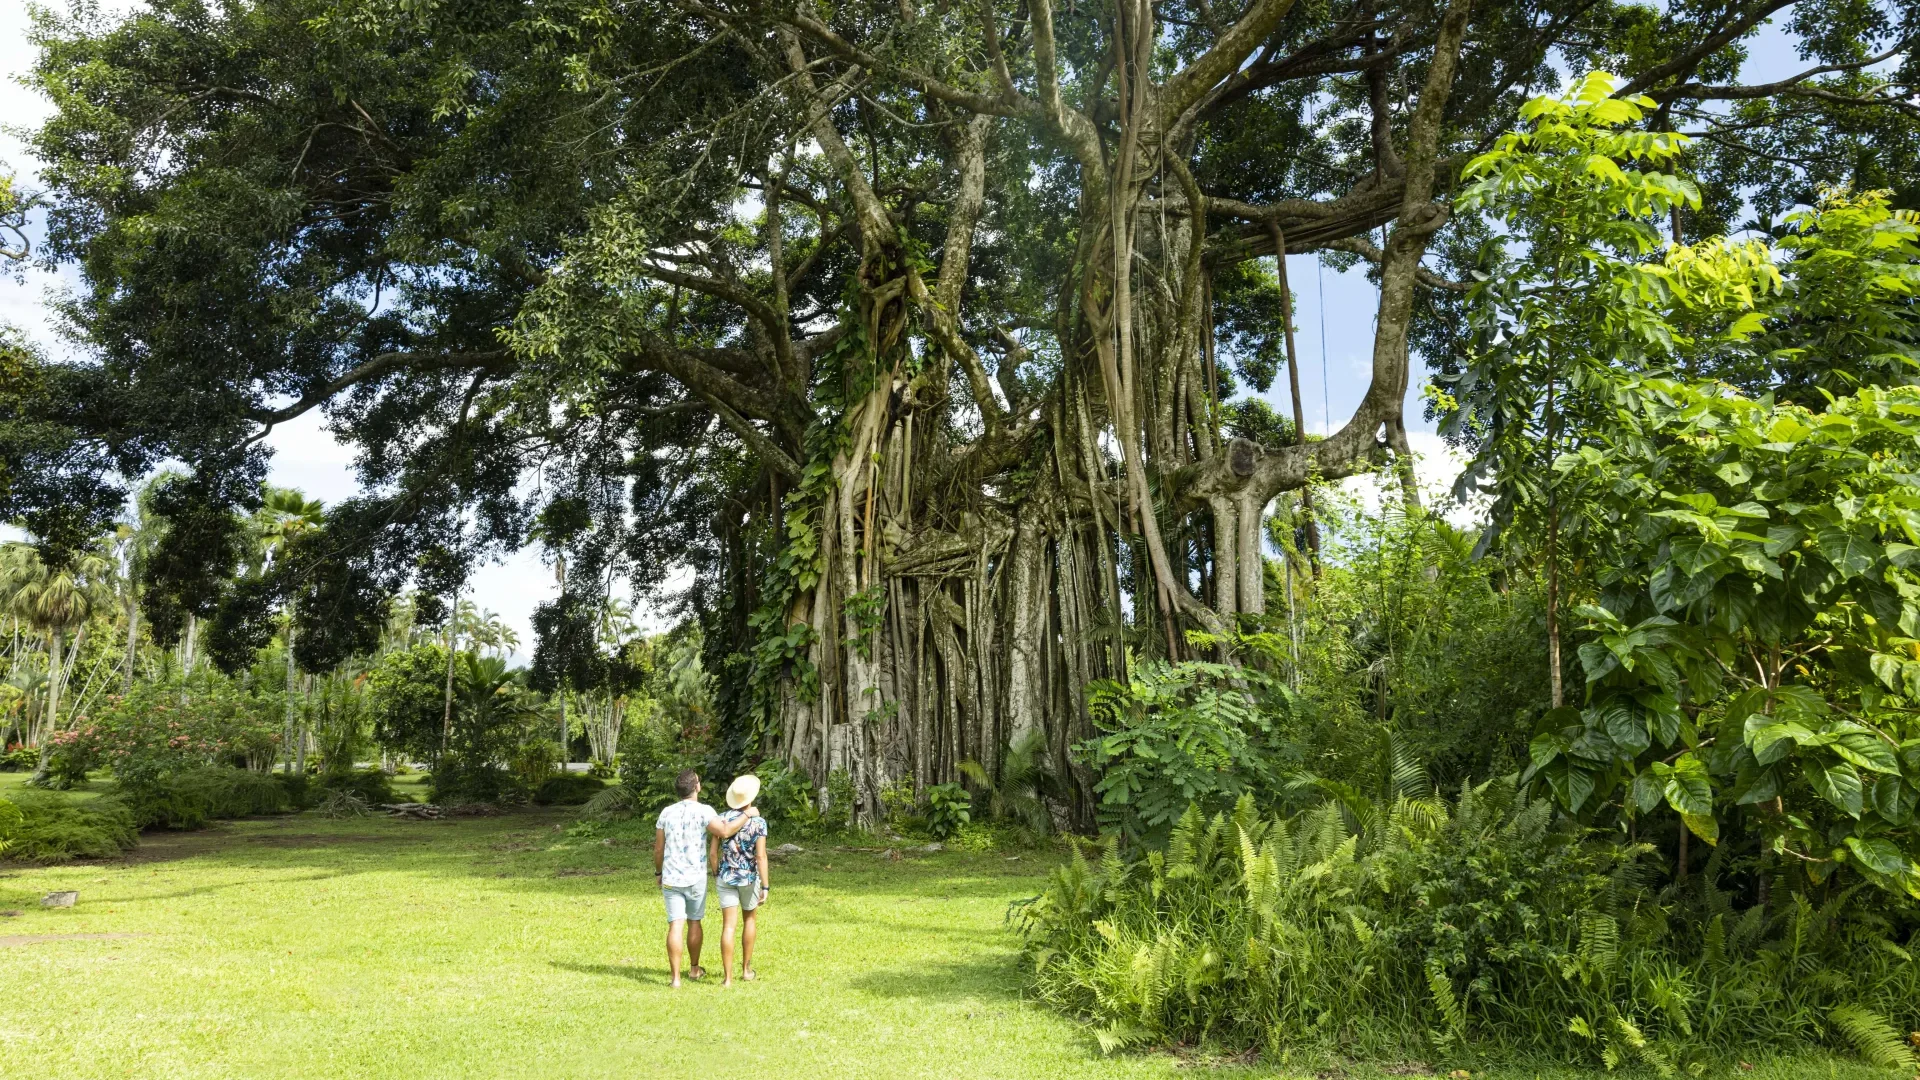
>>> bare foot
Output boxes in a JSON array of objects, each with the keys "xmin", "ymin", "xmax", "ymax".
[
  {"xmin": 721, "ymin": 978, "xmax": 734, "ymax": 988},
  {"xmin": 687, "ymin": 966, "xmax": 706, "ymax": 981},
  {"xmin": 742, "ymin": 969, "xmax": 757, "ymax": 982},
  {"xmin": 669, "ymin": 979, "xmax": 682, "ymax": 989}
]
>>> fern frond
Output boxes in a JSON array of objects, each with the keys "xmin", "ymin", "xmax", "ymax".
[
  {"xmin": 1830, "ymin": 1004, "xmax": 1917, "ymax": 1069},
  {"xmin": 1578, "ymin": 910, "xmax": 1620, "ymax": 985},
  {"xmin": 1093, "ymin": 1021, "xmax": 1151, "ymax": 1055},
  {"xmin": 1425, "ymin": 957, "xmax": 1467, "ymax": 1043},
  {"xmin": 1388, "ymin": 731, "xmax": 1431, "ymax": 800},
  {"xmin": 1607, "ymin": 1014, "xmax": 1678, "ymax": 1080}
]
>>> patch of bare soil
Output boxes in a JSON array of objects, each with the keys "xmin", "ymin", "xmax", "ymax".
[{"xmin": 238, "ymin": 833, "xmax": 412, "ymax": 847}]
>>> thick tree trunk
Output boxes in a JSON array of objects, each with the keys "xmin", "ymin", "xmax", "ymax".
[{"xmin": 750, "ymin": 0, "xmax": 1476, "ymax": 824}]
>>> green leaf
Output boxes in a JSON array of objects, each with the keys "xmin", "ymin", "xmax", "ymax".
[
  {"xmin": 1681, "ymin": 813, "xmax": 1720, "ymax": 845},
  {"xmin": 1605, "ymin": 704, "xmax": 1651, "ymax": 756},
  {"xmin": 1631, "ymin": 770, "xmax": 1663, "ymax": 813},
  {"xmin": 1715, "ymin": 461, "xmax": 1753, "ymax": 486},
  {"xmin": 1844, "ymin": 835, "xmax": 1910, "ymax": 877},
  {"xmin": 1817, "ymin": 528, "xmax": 1883, "ymax": 579},
  {"xmin": 1657, "ymin": 753, "xmax": 1714, "ymax": 819},
  {"xmin": 1746, "ymin": 720, "xmax": 1814, "ymax": 765},
  {"xmin": 1830, "ymin": 726, "xmax": 1901, "ymax": 775},
  {"xmin": 1762, "ymin": 523, "xmax": 1806, "ymax": 556},
  {"xmin": 1805, "ymin": 760, "xmax": 1865, "ymax": 817},
  {"xmin": 1871, "ymin": 777, "xmax": 1913, "ymax": 826},
  {"xmin": 1870, "ymin": 651, "xmax": 1906, "ymax": 691},
  {"xmin": 1542, "ymin": 759, "xmax": 1597, "ymax": 814},
  {"xmin": 1734, "ymin": 764, "xmax": 1781, "ymax": 805}
]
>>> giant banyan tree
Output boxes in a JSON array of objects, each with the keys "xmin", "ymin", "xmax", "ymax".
[{"xmin": 11, "ymin": 0, "xmax": 1915, "ymax": 821}]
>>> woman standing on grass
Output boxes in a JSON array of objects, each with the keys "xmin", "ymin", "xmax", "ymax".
[{"xmin": 711, "ymin": 774, "xmax": 769, "ymax": 988}]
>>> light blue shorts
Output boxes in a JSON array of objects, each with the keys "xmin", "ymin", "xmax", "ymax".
[
  {"xmin": 662, "ymin": 880, "xmax": 707, "ymax": 922},
  {"xmin": 716, "ymin": 879, "xmax": 762, "ymax": 912}
]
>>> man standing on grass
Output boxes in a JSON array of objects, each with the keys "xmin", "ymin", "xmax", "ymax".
[{"xmin": 654, "ymin": 769, "xmax": 757, "ymax": 987}]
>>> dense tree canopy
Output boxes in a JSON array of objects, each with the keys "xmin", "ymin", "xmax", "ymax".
[{"xmin": 6, "ymin": 0, "xmax": 1917, "ymax": 822}]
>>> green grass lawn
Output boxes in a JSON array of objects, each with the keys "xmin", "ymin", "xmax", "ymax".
[{"xmin": 0, "ymin": 807, "xmax": 1897, "ymax": 1080}]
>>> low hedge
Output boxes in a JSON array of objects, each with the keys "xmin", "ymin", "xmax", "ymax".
[
  {"xmin": 430, "ymin": 762, "xmax": 525, "ymax": 806},
  {"xmin": 0, "ymin": 790, "xmax": 140, "ymax": 862},
  {"xmin": 533, "ymin": 772, "xmax": 606, "ymax": 806},
  {"xmin": 117, "ymin": 766, "xmax": 294, "ymax": 830},
  {"xmin": 318, "ymin": 768, "xmax": 395, "ymax": 806}
]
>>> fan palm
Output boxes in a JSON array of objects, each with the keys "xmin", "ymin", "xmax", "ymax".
[
  {"xmin": 0, "ymin": 542, "xmax": 114, "ymax": 779},
  {"xmin": 958, "ymin": 730, "xmax": 1059, "ymax": 839}
]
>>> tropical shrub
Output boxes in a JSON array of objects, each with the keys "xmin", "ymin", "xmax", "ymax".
[
  {"xmin": 578, "ymin": 782, "xmax": 637, "ymax": 822},
  {"xmin": 0, "ymin": 744, "xmax": 37, "ymax": 771},
  {"xmin": 751, "ymin": 759, "xmax": 819, "ymax": 833},
  {"xmin": 273, "ymin": 772, "xmax": 312, "ymax": 808},
  {"xmin": 612, "ymin": 705, "xmax": 709, "ymax": 816},
  {"xmin": 0, "ymin": 790, "xmax": 139, "ymax": 861},
  {"xmin": 879, "ymin": 776, "xmax": 919, "ymax": 832},
  {"xmin": 429, "ymin": 761, "xmax": 524, "ymax": 806},
  {"xmin": 1281, "ymin": 495, "xmax": 1551, "ymax": 789},
  {"xmin": 821, "ymin": 768, "xmax": 857, "ymax": 829},
  {"xmin": 118, "ymin": 765, "xmax": 293, "ymax": 830},
  {"xmin": 317, "ymin": 767, "xmax": 394, "ymax": 806},
  {"xmin": 41, "ymin": 727, "xmax": 98, "ymax": 787},
  {"xmin": 1019, "ymin": 786, "xmax": 1920, "ymax": 1071},
  {"xmin": 67, "ymin": 682, "xmax": 282, "ymax": 788},
  {"xmin": 533, "ymin": 772, "xmax": 605, "ymax": 806},
  {"xmin": 367, "ymin": 644, "xmax": 455, "ymax": 764},
  {"xmin": 1534, "ymin": 378, "xmax": 1920, "ymax": 899},
  {"xmin": 924, "ymin": 782, "xmax": 970, "ymax": 839},
  {"xmin": 1079, "ymin": 660, "xmax": 1299, "ymax": 841},
  {"xmin": 509, "ymin": 739, "xmax": 560, "ymax": 790}
]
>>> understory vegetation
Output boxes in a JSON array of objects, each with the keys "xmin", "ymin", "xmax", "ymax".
[{"xmin": 1022, "ymin": 789, "xmax": 1920, "ymax": 1072}]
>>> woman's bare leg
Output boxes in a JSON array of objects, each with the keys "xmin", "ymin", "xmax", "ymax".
[
  {"xmin": 742, "ymin": 908, "xmax": 757, "ymax": 978},
  {"xmin": 720, "ymin": 904, "xmax": 740, "ymax": 987}
]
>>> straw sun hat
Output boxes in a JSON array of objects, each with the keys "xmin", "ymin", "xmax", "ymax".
[{"xmin": 726, "ymin": 774, "xmax": 761, "ymax": 810}]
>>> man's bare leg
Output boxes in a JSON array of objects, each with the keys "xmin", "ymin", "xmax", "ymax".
[
  {"xmin": 665, "ymin": 918, "xmax": 685, "ymax": 988},
  {"xmin": 720, "ymin": 905, "xmax": 740, "ymax": 987},
  {"xmin": 742, "ymin": 909, "xmax": 757, "ymax": 979},
  {"xmin": 687, "ymin": 917, "xmax": 705, "ymax": 978}
]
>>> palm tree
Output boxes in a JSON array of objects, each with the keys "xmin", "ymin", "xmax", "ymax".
[
  {"xmin": 453, "ymin": 652, "xmax": 537, "ymax": 763},
  {"xmin": 0, "ymin": 542, "xmax": 115, "ymax": 781},
  {"xmin": 111, "ymin": 492, "xmax": 166, "ymax": 694},
  {"xmin": 254, "ymin": 485, "xmax": 325, "ymax": 771}
]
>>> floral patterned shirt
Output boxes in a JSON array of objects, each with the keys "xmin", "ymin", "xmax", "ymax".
[{"xmin": 717, "ymin": 809, "xmax": 768, "ymax": 887}]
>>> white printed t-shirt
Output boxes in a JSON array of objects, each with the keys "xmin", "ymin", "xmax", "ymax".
[{"xmin": 655, "ymin": 799, "xmax": 719, "ymax": 887}]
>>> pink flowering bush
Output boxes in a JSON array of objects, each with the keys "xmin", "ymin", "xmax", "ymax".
[{"xmin": 67, "ymin": 682, "xmax": 282, "ymax": 790}]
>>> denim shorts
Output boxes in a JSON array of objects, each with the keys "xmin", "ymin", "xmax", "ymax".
[
  {"xmin": 662, "ymin": 880, "xmax": 707, "ymax": 922},
  {"xmin": 716, "ymin": 879, "xmax": 762, "ymax": 912}
]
